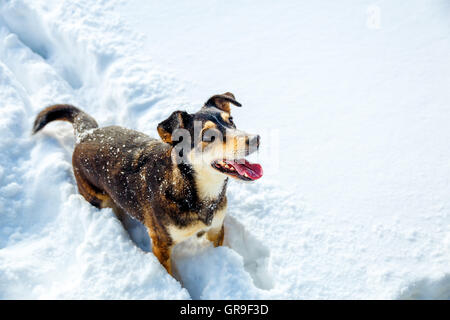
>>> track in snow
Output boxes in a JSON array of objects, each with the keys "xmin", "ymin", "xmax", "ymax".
[{"xmin": 0, "ymin": 0, "xmax": 277, "ymax": 299}]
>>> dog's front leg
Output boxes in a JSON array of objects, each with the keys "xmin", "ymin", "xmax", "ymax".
[
  {"xmin": 150, "ymin": 236, "xmax": 173, "ymax": 275},
  {"xmin": 207, "ymin": 224, "xmax": 224, "ymax": 247},
  {"xmin": 143, "ymin": 211, "xmax": 174, "ymax": 275}
]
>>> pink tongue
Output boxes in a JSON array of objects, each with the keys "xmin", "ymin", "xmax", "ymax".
[{"xmin": 226, "ymin": 159, "xmax": 263, "ymax": 180}]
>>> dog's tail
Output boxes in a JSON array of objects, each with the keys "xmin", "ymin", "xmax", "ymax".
[{"xmin": 32, "ymin": 104, "xmax": 98, "ymax": 136}]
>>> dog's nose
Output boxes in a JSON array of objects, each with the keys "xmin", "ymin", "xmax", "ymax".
[{"xmin": 247, "ymin": 135, "xmax": 260, "ymax": 149}]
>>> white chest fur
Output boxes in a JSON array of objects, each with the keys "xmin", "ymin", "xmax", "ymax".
[
  {"xmin": 193, "ymin": 166, "xmax": 227, "ymax": 199},
  {"xmin": 168, "ymin": 206, "xmax": 227, "ymax": 245}
]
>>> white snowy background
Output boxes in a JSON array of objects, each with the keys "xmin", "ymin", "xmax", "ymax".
[{"xmin": 0, "ymin": 0, "xmax": 449, "ymax": 299}]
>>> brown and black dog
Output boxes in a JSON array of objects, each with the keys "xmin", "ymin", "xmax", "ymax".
[{"xmin": 32, "ymin": 92, "xmax": 262, "ymax": 275}]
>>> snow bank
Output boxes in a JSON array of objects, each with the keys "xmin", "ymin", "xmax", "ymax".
[
  {"xmin": 0, "ymin": 0, "xmax": 449, "ymax": 299},
  {"xmin": 0, "ymin": 0, "xmax": 188, "ymax": 299}
]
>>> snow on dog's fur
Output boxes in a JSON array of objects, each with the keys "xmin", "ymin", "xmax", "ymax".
[{"xmin": 32, "ymin": 93, "xmax": 262, "ymax": 275}]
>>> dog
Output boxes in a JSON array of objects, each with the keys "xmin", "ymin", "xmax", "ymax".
[{"xmin": 32, "ymin": 92, "xmax": 262, "ymax": 275}]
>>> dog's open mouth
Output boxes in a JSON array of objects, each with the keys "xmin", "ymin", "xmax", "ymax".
[{"xmin": 212, "ymin": 159, "xmax": 263, "ymax": 181}]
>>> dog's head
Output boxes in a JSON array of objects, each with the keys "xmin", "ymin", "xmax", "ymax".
[{"xmin": 157, "ymin": 92, "xmax": 263, "ymax": 181}]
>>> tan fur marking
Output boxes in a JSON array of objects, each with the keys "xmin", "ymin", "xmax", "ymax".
[
  {"xmin": 220, "ymin": 112, "xmax": 230, "ymax": 122},
  {"xmin": 157, "ymin": 127, "xmax": 172, "ymax": 144},
  {"xmin": 203, "ymin": 120, "xmax": 216, "ymax": 130},
  {"xmin": 143, "ymin": 213, "xmax": 174, "ymax": 275},
  {"xmin": 200, "ymin": 121, "xmax": 219, "ymax": 151},
  {"xmin": 168, "ymin": 221, "xmax": 206, "ymax": 244},
  {"xmin": 73, "ymin": 167, "xmax": 110, "ymax": 208},
  {"xmin": 207, "ymin": 225, "xmax": 224, "ymax": 247},
  {"xmin": 168, "ymin": 206, "xmax": 227, "ymax": 245}
]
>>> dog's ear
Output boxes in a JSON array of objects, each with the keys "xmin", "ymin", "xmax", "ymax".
[
  {"xmin": 204, "ymin": 92, "xmax": 242, "ymax": 113},
  {"xmin": 157, "ymin": 111, "xmax": 192, "ymax": 144}
]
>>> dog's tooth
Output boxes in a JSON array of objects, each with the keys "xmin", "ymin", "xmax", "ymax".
[{"xmin": 243, "ymin": 172, "xmax": 249, "ymax": 178}]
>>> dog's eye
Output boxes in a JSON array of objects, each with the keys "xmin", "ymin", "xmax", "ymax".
[{"xmin": 202, "ymin": 130, "xmax": 216, "ymax": 143}]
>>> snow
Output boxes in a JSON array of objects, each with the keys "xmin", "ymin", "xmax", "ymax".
[{"xmin": 0, "ymin": 0, "xmax": 449, "ymax": 299}]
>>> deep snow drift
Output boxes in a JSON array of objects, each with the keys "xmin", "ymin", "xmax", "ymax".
[{"xmin": 0, "ymin": 0, "xmax": 449, "ymax": 299}]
